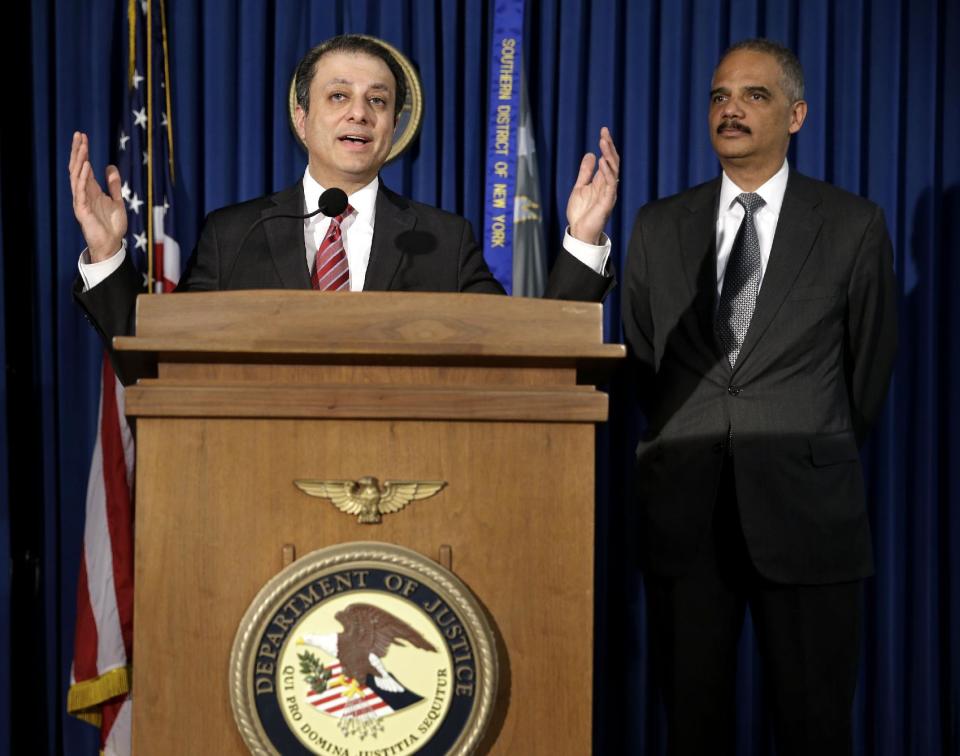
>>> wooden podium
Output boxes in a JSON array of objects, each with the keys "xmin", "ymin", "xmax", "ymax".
[{"xmin": 116, "ymin": 291, "xmax": 623, "ymax": 754}]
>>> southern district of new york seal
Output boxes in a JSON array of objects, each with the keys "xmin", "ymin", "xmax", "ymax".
[{"xmin": 230, "ymin": 542, "xmax": 497, "ymax": 755}]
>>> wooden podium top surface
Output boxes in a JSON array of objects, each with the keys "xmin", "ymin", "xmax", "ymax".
[{"xmin": 114, "ymin": 290, "xmax": 625, "ymax": 362}]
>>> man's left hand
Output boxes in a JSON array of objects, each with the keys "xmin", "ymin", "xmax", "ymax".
[{"xmin": 566, "ymin": 126, "xmax": 620, "ymax": 245}]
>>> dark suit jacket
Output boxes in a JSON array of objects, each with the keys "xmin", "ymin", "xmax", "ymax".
[
  {"xmin": 622, "ymin": 170, "xmax": 897, "ymax": 584},
  {"xmin": 75, "ymin": 181, "xmax": 611, "ymax": 381}
]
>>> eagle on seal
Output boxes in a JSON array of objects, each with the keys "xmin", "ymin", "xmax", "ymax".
[{"xmin": 300, "ymin": 603, "xmax": 438, "ymax": 694}]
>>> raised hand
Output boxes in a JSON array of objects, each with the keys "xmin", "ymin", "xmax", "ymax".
[
  {"xmin": 68, "ymin": 131, "xmax": 127, "ymax": 262},
  {"xmin": 565, "ymin": 126, "xmax": 620, "ymax": 245}
]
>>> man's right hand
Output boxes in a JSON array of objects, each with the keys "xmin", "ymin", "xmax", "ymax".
[{"xmin": 69, "ymin": 131, "xmax": 127, "ymax": 262}]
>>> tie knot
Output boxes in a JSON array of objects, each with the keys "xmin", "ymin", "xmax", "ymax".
[
  {"xmin": 332, "ymin": 204, "xmax": 356, "ymax": 226},
  {"xmin": 736, "ymin": 192, "xmax": 765, "ymax": 216}
]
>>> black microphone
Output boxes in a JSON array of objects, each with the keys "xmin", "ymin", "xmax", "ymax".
[
  {"xmin": 225, "ymin": 187, "xmax": 350, "ymax": 288},
  {"xmin": 317, "ymin": 187, "xmax": 348, "ymax": 218}
]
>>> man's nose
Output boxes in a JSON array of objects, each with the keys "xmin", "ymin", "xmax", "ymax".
[
  {"xmin": 347, "ymin": 99, "xmax": 371, "ymax": 122},
  {"xmin": 721, "ymin": 98, "xmax": 745, "ymax": 118}
]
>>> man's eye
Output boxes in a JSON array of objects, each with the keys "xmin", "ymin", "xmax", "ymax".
[
  {"xmin": 369, "ymin": 97, "xmax": 386, "ymax": 106},
  {"xmin": 330, "ymin": 92, "xmax": 347, "ymax": 102},
  {"xmin": 750, "ymin": 93, "xmax": 766, "ymax": 101},
  {"xmin": 712, "ymin": 95, "xmax": 726, "ymax": 104}
]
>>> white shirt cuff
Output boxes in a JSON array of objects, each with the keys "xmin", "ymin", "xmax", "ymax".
[
  {"xmin": 562, "ymin": 227, "xmax": 611, "ymax": 276},
  {"xmin": 78, "ymin": 240, "xmax": 126, "ymax": 291}
]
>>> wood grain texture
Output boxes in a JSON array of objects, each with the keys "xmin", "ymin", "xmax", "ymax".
[
  {"xmin": 119, "ymin": 337, "xmax": 624, "ymax": 360},
  {"xmin": 124, "ymin": 383, "xmax": 609, "ymax": 421},
  {"xmin": 124, "ymin": 291, "xmax": 619, "ymax": 754},
  {"xmin": 157, "ymin": 363, "xmax": 578, "ymax": 387},
  {"xmin": 132, "ymin": 418, "xmax": 595, "ymax": 755},
  {"xmin": 125, "ymin": 290, "xmax": 607, "ymax": 348}
]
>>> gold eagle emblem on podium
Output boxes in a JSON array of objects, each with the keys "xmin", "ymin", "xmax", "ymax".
[{"xmin": 293, "ymin": 477, "xmax": 446, "ymax": 524}]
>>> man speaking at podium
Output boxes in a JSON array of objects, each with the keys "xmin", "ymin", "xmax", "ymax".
[{"xmin": 69, "ymin": 34, "xmax": 619, "ymax": 378}]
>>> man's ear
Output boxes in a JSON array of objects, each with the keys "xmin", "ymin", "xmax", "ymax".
[
  {"xmin": 788, "ymin": 99, "xmax": 808, "ymax": 135},
  {"xmin": 294, "ymin": 105, "xmax": 307, "ymax": 141}
]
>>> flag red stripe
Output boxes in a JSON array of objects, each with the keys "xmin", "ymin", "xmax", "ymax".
[
  {"xmin": 99, "ymin": 357, "xmax": 135, "ymax": 655},
  {"xmin": 315, "ymin": 689, "xmax": 346, "ymax": 704},
  {"xmin": 100, "ymin": 697, "xmax": 124, "ymax": 749},
  {"xmin": 72, "ymin": 549, "xmax": 100, "ymax": 679},
  {"xmin": 322, "ymin": 697, "xmax": 389, "ymax": 715},
  {"xmin": 156, "ymin": 240, "xmax": 176, "ymax": 292},
  {"xmin": 154, "ymin": 241, "xmax": 164, "ymax": 293}
]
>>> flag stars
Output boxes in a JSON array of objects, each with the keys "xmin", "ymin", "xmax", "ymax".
[
  {"xmin": 140, "ymin": 0, "xmax": 148, "ymax": 15},
  {"xmin": 118, "ymin": 131, "xmax": 130, "ymax": 151},
  {"xmin": 133, "ymin": 107, "xmax": 147, "ymax": 129},
  {"xmin": 132, "ymin": 68, "xmax": 144, "ymax": 90},
  {"xmin": 133, "ymin": 231, "xmax": 148, "ymax": 251},
  {"xmin": 128, "ymin": 193, "xmax": 144, "ymax": 214},
  {"xmin": 142, "ymin": 151, "xmax": 149, "ymax": 165},
  {"xmin": 160, "ymin": 111, "xmax": 168, "ymax": 128},
  {"xmin": 121, "ymin": 182, "xmax": 132, "ymax": 201},
  {"xmin": 163, "ymin": 197, "xmax": 170, "ymax": 215}
]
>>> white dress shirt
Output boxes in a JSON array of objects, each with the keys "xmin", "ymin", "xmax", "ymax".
[
  {"xmin": 79, "ymin": 168, "xmax": 612, "ymax": 290},
  {"xmin": 715, "ymin": 160, "xmax": 789, "ymax": 296},
  {"xmin": 304, "ymin": 171, "xmax": 377, "ymax": 291}
]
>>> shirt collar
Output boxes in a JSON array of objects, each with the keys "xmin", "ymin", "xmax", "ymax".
[
  {"xmin": 719, "ymin": 159, "xmax": 789, "ymax": 218},
  {"xmin": 301, "ymin": 169, "xmax": 379, "ymax": 228}
]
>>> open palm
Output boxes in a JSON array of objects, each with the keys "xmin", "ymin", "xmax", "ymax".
[
  {"xmin": 565, "ymin": 126, "xmax": 620, "ymax": 244},
  {"xmin": 69, "ymin": 131, "xmax": 127, "ymax": 262}
]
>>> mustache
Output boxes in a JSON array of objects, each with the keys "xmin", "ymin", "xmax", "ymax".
[{"xmin": 717, "ymin": 119, "xmax": 751, "ymax": 134}]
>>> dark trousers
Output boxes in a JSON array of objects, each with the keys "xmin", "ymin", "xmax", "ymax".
[{"xmin": 644, "ymin": 464, "xmax": 862, "ymax": 756}]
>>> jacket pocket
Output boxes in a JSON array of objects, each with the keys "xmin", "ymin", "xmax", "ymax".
[{"xmin": 808, "ymin": 432, "xmax": 859, "ymax": 466}]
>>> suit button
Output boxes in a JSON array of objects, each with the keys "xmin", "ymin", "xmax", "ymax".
[{"xmin": 727, "ymin": 385, "xmax": 741, "ymax": 396}]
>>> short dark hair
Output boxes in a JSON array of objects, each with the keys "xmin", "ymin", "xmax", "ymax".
[
  {"xmin": 294, "ymin": 35, "xmax": 407, "ymax": 120},
  {"xmin": 720, "ymin": 38, "xmax": 805, "ymax": 103}
]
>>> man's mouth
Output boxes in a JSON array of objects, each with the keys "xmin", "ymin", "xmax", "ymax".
[
  {"xmin": 717, "ymin": 120, "xmax": 750, "ymax": 135},
  {"xmin": 339, "ymin": 135, "xmax": 372, "ymax": 145}
]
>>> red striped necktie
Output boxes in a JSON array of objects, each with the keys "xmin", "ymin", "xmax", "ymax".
[{"xmin": 311, "ymin": 204, "xmax": 355, "ymax": 291}]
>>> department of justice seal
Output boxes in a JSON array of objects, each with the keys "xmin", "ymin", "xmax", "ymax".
[{"xmin": 230, "ymin": 542, "xmax": 497, "ymax": 755}]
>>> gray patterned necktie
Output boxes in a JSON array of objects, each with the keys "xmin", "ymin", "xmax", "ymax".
[{"xmin": 716, "ymin": 192, "xmax": 765, "ymax": 368}]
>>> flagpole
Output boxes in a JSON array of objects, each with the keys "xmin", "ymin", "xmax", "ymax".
[
  {"xmin": 146, "ymin": 0, "xmax": 154, "ymax": 292},
  {"xmin": 159, "ymin": 0, "xmax": 175, "ymax": 184},
  {"xmin": 127, "ymin": 0, "xmax": 136, "ymax": 87}
]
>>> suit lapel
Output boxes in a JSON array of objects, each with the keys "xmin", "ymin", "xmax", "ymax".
[
  {"xmin": 363, "ymin": 184, "xmax": 416, "ymax": 291},
  {"xmin": 261, "ymin": 184, "xmax": 311, "ymax": 290},
  {"xmin": 733, "ymin": 172, "xmax": 823, "ymax": 373},
  {"xmin": 678, "ymin": 179, "xmax": 725, "ymax": 362}
]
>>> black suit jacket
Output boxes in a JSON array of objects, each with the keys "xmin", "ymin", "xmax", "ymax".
[
  {"xmin": 75, "ymin": 181, "xmax": 611, "ymax": 381},
  {"xmin": 622, "ymin": 171, "xmax": 897, "ymax": 584}
]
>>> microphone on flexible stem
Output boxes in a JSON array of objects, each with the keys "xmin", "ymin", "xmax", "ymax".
[
  {"xmin": 316, "ymin": 187, "xmax": 348, "ymax": 218},
  {"xmin": 225, "ymin": 187, "xmax": 349, "ymax": 288}
]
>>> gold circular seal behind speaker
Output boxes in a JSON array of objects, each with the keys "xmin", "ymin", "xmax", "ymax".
[{"xmin": 288, "ymin": 36, "xmax": 424, "ymax": 164}]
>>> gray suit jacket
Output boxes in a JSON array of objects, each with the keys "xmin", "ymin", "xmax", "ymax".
[{"xmin": 622, "ymin": 171, "xmax": 897, "ymax": 583}]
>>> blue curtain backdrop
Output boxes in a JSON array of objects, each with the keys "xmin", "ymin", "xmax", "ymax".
[{"xmin": 1, "ymin": 0, "xmax": 957, "ymax": 753}]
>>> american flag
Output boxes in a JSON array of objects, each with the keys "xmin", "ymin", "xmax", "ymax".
[
  {"xmin": 306, "ymin": 662, "xmax": 396, "ymax": 719},
  {"xmin": 67, "ymin": 1, "xmax": 179, "ymax": 753},
  {"xmin": 115, "ymin": 0, "xmax": 180, "ymax": 294}
]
